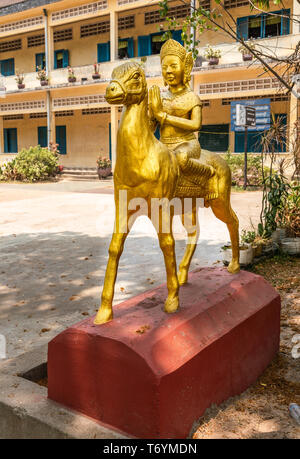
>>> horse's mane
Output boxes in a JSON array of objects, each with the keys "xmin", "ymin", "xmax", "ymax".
[{"xmin": 111, "ymin": 61, "xmax": 143, "ymax": 79}]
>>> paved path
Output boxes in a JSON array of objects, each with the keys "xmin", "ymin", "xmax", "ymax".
[{"xmin": 0, "ymin": 179, "xmax": 262, "ymax": 359}]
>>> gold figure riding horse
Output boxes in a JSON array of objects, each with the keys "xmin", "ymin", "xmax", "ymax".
[{"xmin": 94, "ymin": 44, "xmax": 240, "ymax": 325}]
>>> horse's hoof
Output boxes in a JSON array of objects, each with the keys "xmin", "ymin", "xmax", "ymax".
[
  {"xmin": 227, "ymin": 261, "xmax": 240, "ymax": 274},
  {"xmin": 94, "ymin": 307, "xmax": 113, "ymax": 325},
  {"xmin": 178, "ymin": 269, "xmax": 188, "ymax": 286},
  {"xmin": 164, "ymin": 296, "xmax": 179, "ymax": 314}
]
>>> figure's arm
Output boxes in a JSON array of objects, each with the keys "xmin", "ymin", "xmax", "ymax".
[
  {"xmin": 148, "ymin": 104, "xmax": 159, "ymax": 132},
  {"xmin": 149, "ymin": 85, "xmax": 202, "ymax": 132},
  {"xmin": 157, "ymin": 106, "xmax": 202, "ymax": 132}
]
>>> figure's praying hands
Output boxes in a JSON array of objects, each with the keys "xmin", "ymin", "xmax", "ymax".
[{"xmin": 149, "ymin": 85, "xmax": 164, "ymax": 123}]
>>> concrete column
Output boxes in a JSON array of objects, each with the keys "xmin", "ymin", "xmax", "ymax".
[
  {"xmin": 289, "ymin": 92, "xmax": 298, "ymax": 152},
  {"xmin": 0, "ymin": 116, "xmax": 3, "ymax": 154},
  {"xmin": 110, "ymin": 11, "xmax": 118, "ymax": 61},
  {"xmin": 44, "ymin": 13, "xmax": 54, "ymax": 73},
  {"xmin": 110, "ymin": 106, "xmax": 118, "ymax": 170},
  {"xmin": 292, "ymin": 0, "xmax": 300, "ymax": 35}
]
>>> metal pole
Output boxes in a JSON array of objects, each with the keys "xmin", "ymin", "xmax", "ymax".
[
  {"xmin": 244, "ymin": 126, "xmax": 248, "ymax": 190},
  {"xmin": 43, "ymin": 9, "xmax": 51, "ymax": 148}
]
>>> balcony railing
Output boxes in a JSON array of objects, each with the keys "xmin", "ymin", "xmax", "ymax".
[
  {"xmin": 199, "ymin": 77, "xmax": 282, "ymax": 95},
  {"xmin": 195, "ymin": 33, "xmax": 298, "ymax": 69}
]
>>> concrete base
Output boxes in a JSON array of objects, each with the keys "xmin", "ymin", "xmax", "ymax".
[
  {"xmin": 48, "ymin": 267, "xmax": 281, "ymax": 439},
  {"xmin": 0, "ymin": 345, "xmax": 126, "ymax": 439}
]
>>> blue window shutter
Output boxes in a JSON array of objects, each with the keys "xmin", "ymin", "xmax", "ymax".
[
  {"xmin": 1, "ymin": 58, "xmax": 14, "ymax": 76},
  {"xmin": 38, "ymin": 126, "xmax": 47, "ymax": 148},
  {"xmin": 10, "ymin": 128, "xmax": 17, "ymax": 153},
  {"xmin": 56, "ymin": 125, "xmax": 67, "ymax": 155},
  {"xmin": 35, "ymin": 53, "xmax": 45, "ymax": 71},
  {"xmin": 172, "ymin": 30, "xmax": 183, "ymax": 45},
  {"xmin": 4, "ymin": 129, "xmax": 8, "ymax": 153},
  {"xmin": 237, "ymin": 17, "xmax": 248, "ymax": 40},
  {"xmin": 261, "ymin": 14, "xmax": 265, "ymax": 38},
  {"xmin": 63, "ymin": 49, "xmax": 69, "ymax": 68},
  {"xmin": 138, "ymin": 35, "xmax": 151, "ymax": 57},
  {"xmin": 4, "ymin": 128, "xmax": 18, "ymax": 153},
  {"xmin": 281, "ymin": 9, "xmax": 290, "ymax": 35},
  {"xmin": 127, "ymin": 37, "xmax": 134, "ymax": 58},
  {"xmin": 54, "ymin": 51, "xmax": 58, "ymax": 69},
  {"xmin": 97, "ymin": 42, "xmax": 110, "ymax": 62}
]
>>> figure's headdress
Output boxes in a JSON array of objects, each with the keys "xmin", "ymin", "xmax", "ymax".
[{"xmin": 160, "ymin": 38, "xmax": 194, "ymax": 87}]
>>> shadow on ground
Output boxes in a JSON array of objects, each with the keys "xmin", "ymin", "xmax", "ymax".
[{"xmin": 0, "ymin": 231, "xmax": 224, "ymax": 357}]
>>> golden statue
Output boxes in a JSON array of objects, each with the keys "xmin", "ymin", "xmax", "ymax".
[{"xmin": 94, "ymin": 39, "xmax": 240, "ymax": 325}]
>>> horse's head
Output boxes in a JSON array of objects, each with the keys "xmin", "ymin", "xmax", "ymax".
[{"xmin": 105, "ymin": 62, "xmax": 147, "ymax": 106}]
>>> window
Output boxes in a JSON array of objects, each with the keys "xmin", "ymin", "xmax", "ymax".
[
  {"xmin": 80, "ymin": 20, "xmax": 110, "ymax": 38},
  {"xmin": 118, "ymin": 15, "xmax": 135, "ymax": 30},
  {"xmin": 4, "ymin": 128, "xmax": 18, "ymax": 153},
  {"xmin": 54, "ymin": 28, "xmax": 73, "ymax": 43},
  {"xmin": 118, "ymin": 38, "xmax": 134, "ymax": 59},
  {"xmin": 54, "ymin": 49, "xmax": 69, "ymax": 69},
  {"xmin": 38, "ymin": 126, "xmax": 47, "ymax": 148},
  {"xmin": 36, "ymin": 53, "xmax": 45, "ymax": 71},
  {"xmin": 237, "ymin": 9, "xmax": 290, "ymax": 40},
  {"xmin": 97, "ymin": 42, "xmax": 110, "ymax": 62},
  {"xmin": 0, "ymin": 39, "xmax": 21, "ymax": 53},
  {"xmin": 56, "ymin": 126, "xmax": 67, "ymax": 155},
  {"xmin": 151, "ymin": 33, "xmax": 165, "ymax": 55},
  {"xmin": 28, "ymin": 34, "xmax": 45, "ymax": 48},
  {"xmin": 0, "ymin": 58, "xmax": 14, "ymax": 76},
  {"xmin": 138, "ymin": 30, "xmax": 182, "ymax": 57}
]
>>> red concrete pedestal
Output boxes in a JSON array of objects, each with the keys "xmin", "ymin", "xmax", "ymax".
[{"xmin": 48, "ymin": 267, "xmax": 281, "ymax": 439}]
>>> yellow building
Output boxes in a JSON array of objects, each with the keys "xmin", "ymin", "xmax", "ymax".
[{"xmin": 0, "ymin": 0, "xmax": 298, "ymax": 169}]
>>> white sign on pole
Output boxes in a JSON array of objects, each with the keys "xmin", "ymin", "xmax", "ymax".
[{"xmin": 235, "ymin": 104, "xmax": 256, "ymax": 127}]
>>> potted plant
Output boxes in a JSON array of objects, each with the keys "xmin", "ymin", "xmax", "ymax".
[
  {"xmin": 204, "ymin": 45, "xmax": 221, "ymax": 65},
  {"xmin": 221, "ymin": 242, "xmax": 253, "ymax": 267},
  {"xmin": 67, "ymin": 67, "xmax": 76, "ymax": 83},
  {"xmin": 238, "ymin": 40, "xmax": 256, "ymax": 62},
  {"xmin": 15, "ymin": 71, "xmax": 25, "ymax": 89},
  {"xmin": 92, "ymin": 62, "xmax": 100, "ymax": 80},
  {"xmin": 36, "ymin": 66, "xmax": 48, "ymax": 86},
  {"xmin": 96, "ymin": 156, "xmax": 112, "ymax": 179},
  {"xmin": 279, "ymin": 182, "xmax": 300, "ymax": 254}
]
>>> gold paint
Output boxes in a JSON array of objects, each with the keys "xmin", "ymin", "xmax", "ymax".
[{"xmin": 94, "ymin": 40, "xmax": 240, "ymax": 325}]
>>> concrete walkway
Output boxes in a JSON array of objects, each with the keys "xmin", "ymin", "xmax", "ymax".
[{"xmin": 0, "ymin": 179, "xmax": 262, "ymax": 359}]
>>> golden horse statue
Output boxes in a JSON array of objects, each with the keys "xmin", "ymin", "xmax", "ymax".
[{"xmin": 94, "ymin": 42, "xmax": 240, "ymax": 325}]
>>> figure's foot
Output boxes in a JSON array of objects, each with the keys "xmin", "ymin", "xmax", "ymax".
[
  {"xmin": 227, "ymin": 260, "xmax": 240, "ymax": 274},
  {"xmin": 94, "ymin": 306, "xmax": 113, "ymax": 325},
  {"xmin": 164, "ymin": 295, "xmax": 179, "ymax": 314},
  {"xmin": 178, "ymin": 268, "xmax": 188, "ymax": 286}
]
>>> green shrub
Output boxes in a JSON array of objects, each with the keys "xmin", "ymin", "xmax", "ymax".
[
  {"xmin": 221, "ymin": 152, "xmax": 270, "ymax": 187},
  {"xmin": 1, "ymin": 146, "xmax": 59, "ymax": 182}
]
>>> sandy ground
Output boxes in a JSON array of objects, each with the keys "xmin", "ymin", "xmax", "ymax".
[
  {"xmin": 0, "ymin": 179, "xmax": 262, "ymax": 360},
  {"xmin": 0, "ymin": 179, "xmax": 298, "ymax": 439}
]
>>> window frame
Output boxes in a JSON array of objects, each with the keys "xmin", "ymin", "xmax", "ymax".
[{"xmin": 237, "ymin": 9, "xmax": 290, "ymax": 40}]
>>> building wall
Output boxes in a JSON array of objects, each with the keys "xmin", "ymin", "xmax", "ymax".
[{"xmin": 0, "ymin": 0, "xmax": 297, "ymax": 167}]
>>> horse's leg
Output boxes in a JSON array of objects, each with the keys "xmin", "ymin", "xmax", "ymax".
[
  {"xmin": 94, "ymin": 231, "xmax": 128, "ymax": 324},
  {"xmin": 178, "ymin": 204, "xmax": 200, "ymax": 285},
  {"xmin": 210, "ymin": 199, "xmax": 240, "ymax": 274},
  {"xmin": 157, "ymin": 210, "xmax": 180, "ymax": 313},
  {"xmin": 94, "ymin": 205, "xmax": 136, "ymax": 325}
]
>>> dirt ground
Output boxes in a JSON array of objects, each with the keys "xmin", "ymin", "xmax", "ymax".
[{"xmin": 193, "ymin": 255, "xmax": 300, "ymax": 439}]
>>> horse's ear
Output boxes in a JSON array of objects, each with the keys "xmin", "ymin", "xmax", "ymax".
[{"xmin": 184, "ymin": 52, "xmax": 194, "ymax": 86}]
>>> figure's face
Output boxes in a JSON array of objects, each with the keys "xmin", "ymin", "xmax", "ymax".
[{"xmin": 162, "ymin": 55, "xmax": 184, "ymax": 87}]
